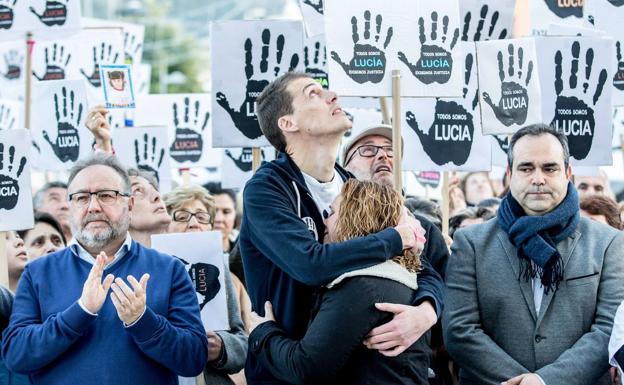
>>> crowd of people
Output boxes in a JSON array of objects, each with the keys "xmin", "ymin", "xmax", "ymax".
[{"xmin": 1, "ymin": 71, "xmax": 624, "ymax": 385}]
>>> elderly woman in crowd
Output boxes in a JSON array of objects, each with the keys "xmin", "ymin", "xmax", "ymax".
[
  {"xmin": 249, "ymin": 179, "xmax": 430, "ymax": 385},
  {"xmin": 17, "ymin": 212, "xmax": 67, "ymax": 261},
  {"xmin": 163, "ymin": 185, "xmax": 248, "ymax": 385},
  {"xmin": 580, "ymin": 195, "xmax": 623, "ymax": 230}
]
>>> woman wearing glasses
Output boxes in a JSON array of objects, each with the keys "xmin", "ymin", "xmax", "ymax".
[{"xmin": 163, "ymin": 185, "xmax": 247, "ymax": 385}]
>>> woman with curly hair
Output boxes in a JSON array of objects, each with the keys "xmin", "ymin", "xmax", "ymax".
[{"xmin": 249, "ymin": 179, "xmax": 430, "ymax": 385}]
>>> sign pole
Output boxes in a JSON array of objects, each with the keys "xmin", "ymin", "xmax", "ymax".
[
  {"xmin": 380, "ymin": 96, "xmax": 390, "ymax": 125},
  {"xmin": 391, "ymin": 70, "xmax": 402, "ymax": 193},
  {"xmin": 442, "ymin": 171, "xmax": 450, "ymax": 237},
  {"xmin": 252, "ymin": 147, "xmax": 262, "ymax": 173},
  {"xmin": 25, "ymin": 32, "xmax": 34, "ymax": 129}
]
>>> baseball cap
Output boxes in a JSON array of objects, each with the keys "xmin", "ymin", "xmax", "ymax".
[{"xmin": 342, "ymin": 124, "xmax": 403, "ymax": 165}]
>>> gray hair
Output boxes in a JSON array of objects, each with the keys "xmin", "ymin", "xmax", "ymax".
[
  {"xmin": 33, "ymin": 181, "xmax": 68, "ymax": 209},
  {"xmin": 507, "ymin": 124, "xmax": 570, "ymax": 169},
  {"xmin": 128, "ymin": 168, "xmax": 159, "ymax": 191},
  {"xmin": 67, "ymin": 154, "xmax": 131, "ymax": 194}
]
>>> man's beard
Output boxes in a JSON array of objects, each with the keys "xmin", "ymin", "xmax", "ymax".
[{"xmin": 71, "ymin": 211, "xmax": 131, "ymax": 250}]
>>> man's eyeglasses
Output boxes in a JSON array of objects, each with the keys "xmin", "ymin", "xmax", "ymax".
[
  {"xmin": 68, "ymin": 190, "xmax": 130, "ymax": 207},
  {"xmin": 345, "ymin": 145, "xmax": 393, "ymax": 166},
  {"xmin": 172, "ymin": 210, "xmax": 212, "ymax": 224}
]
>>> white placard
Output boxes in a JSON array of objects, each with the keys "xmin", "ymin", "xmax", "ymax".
[
  {"xmin": 211, "ymin": 21, "xmax": 304, "ymax": 148},
  {"xmin": 339, "ymin": 107, "xmax": 384, "ymax": 162},
  {"xmin": 0, "ymin": 99, "xmax": 21, "ymax": 130},
  {"xmin": 585, "ymin": 0, "xmax": 624, "ymax": 106},
  {"xmin": 135, "ymin": 94, "xmax": 220, "ymax": 169},
  {"xmin": 477, "ymin": 38, "xmax": 542, "ymax": 135},
  {"xmin": 136, "ymin": 63, "xmax": 151, "ymax": 95},
  {"xmin": 0, "ymin": 129, "xmax": 33, "ymax": 231},
  {"xmin": 299, "ymin": 0, "xmax": 325, "ymax": 37},
  {"xmin": 536, "ymin": 36, "xmax": 613, "ymax": 165},
  {"xmin": 402, "ymin": 42, "xmax": 491, "ymax": 171},
  {"xmin": 151, "ymin": 231, "xmax": 229, "ymax": 332},
  {"xmin": 324, "ymin": 0, "xmax": 462, "ymax": 97},
  {"xmin": 121, "ymin": 22, "xmax": 144, "ymax": 67},
  {"xmin": 30, "ymin": 79, "xmax": 91, "ymax": 170},
  {"xmin": 0, "ymin": 40, "xmax": 25, "ymax": 100},
  {"xmin": 304, "ymin": 34, "xmax": 329, "ymax": 89},
  {"xmin": 529, "ymin": 0, "xmax": 586, "ymax": 36},
  {"xmin": 100, "ymin": 64, "xmax": 135, "ymax": 109},
  {"xmin": 0, "ymin": 0, "xmax": 81, "ymax": 40},
  {"xmin": 459, "ymin": 0, "xmax": 515, "ymax": 41},
  {"xmin": 491, "ymin": 135, "xmax": 510, "ymax": 167},
  {"xmin": 113, "ymin": 125, "xmax": 172, "ymax": 192},
  {"xmin": 221, "ymin": 147, "xmax": 276, "ymax": 189}
]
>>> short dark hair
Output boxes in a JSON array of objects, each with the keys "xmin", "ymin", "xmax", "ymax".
[
  {"xmin": 33, "ymin": 181, "xmax": 68, "ymax": 209},
  {"xmin": 256, "ymin": 72, "xmax": 311, "ymax": 152},
  {"xmin": 18, "ymin": 212, "xmax": 67, "ymax": 246},
  {"xmin": 507, "ymin": 124, "xmax": 570, "ymax": 169},
  {"xmin": 449, "ymin": 207, "xmax": 495, "ymax": 238},
  {"xmin": 404, "ymin": 197, "xmax": 442, "ymax": 230},
  {"xmin": 67, "ymin": 154, "xmax": 131, "ymax": 194},
  {"xmin": 205, "ymin": 187, "xmax": 237, "ymax": 210}
]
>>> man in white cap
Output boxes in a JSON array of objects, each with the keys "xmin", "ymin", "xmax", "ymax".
[{"xmin": 342, "ymin": 124, "xmax": 397, "ymax": 187}]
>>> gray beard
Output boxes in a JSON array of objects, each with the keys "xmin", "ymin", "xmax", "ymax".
[{"xmin": 71, "ymin": 213, "xmax": 131, "ymax": 250}]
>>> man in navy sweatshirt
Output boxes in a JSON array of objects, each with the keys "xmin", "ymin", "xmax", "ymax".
[
  {"xmin": 2, "ymin": 154, "xmax": 207, "ymax": 385},
  {"xmin": 240, "ymin": 72, "xmax": 445, "ymax": 384}
]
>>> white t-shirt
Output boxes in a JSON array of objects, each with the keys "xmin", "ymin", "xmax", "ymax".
[{"xmin": 301, "ymin": 169, "xmax": 344, "ymax": 218}]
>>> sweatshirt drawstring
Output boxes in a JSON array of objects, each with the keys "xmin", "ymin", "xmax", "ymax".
[{"xmin": 292, "ymin": 181, "xmax": 301, "ymax": 218}]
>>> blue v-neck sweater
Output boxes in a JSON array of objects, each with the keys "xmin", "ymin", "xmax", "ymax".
[{"xmin": 2, "ymin": 240, "xmax": 208, "ymax": 385}]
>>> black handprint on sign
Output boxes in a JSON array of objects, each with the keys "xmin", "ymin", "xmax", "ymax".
[
  {"xmin": 550, "ymin": 41, "xmax": 608, "ymax": 161},
  {"xmin": 0, "ymin": 103, "xmax": 15, "ymax": 130},
  {"xmin": 225, "ymin": 147, "xmax": 265, "ymax": 172},
  {"xmin": 124, "ymin": 32, "xmax": 142, "ymax": 65},
  {"xmin": 0, "ymin": 143, "xmax": 26, "ymax": 210},
  {"xmin": 30, "ymin": 0, "xmax": 68, "ymax": 27},
  {"xmin": 494, "ymin": 135, "xmax": 509, "ymax": 153},
  {"xmin": 216, "ymin": 29, "xmax": 299, "ymax": 140},
  {"xmin": 135, "ymin": 133, "xmax": 165, "ymax": 184},
  {"xmin": 398, "ymin": 12, "xmax": 459, "ymax": 85},
  {"xmin": 482, "ymin": 44, "xmax": 534, "ymax": 127},
  {"xmin": 543, "ymin": 0, "xmax": 583, "ymax": 18},
  {"xmin": 405, "ymin": 52, "xmax": 477, "ymax": 166},
  {"xmin": 80, "ymin": 43, "xmax": 119, "ymax": 88},
  {"xmin": 0, "ymin": 0, "xmax": 17, "ymax": 30},
  {"xmin": 614, "ymin": 42, "xmax": 624, "ymax": 91},
  {"xmin": 33, "ymin": 44, "xmax": 71, "ymax": 81},
  {"xmin": 170, "ymin": 97, "xmax": 209, "ymax": 163},
  {"xmin": 177, "ymin": 257, "xmax": 221, "ymax": 311},
  {"xmin": 43, "ymin": 86, "xmax": 82, "ymax": 163},
  {"xmin": 3, "ymin": 50, "xmax": 23, "ymax": 80},
  {"xmin": 302, "ymin": 0, "xmax": 323, "ymax": 14},
  {"xmin": 461, "ymin": 4, "xmax": 508, "ymax": 42},
  {"xmin": 305, "ymin": 40, "xmax": 328, "ymax": 89},
  {"xmin": 331, "ymin": 11, "xmax": 393, "ymax": 84},
  {"xmin": 608, "ymin": 0, "xmax": 624, "ymax": 6}
]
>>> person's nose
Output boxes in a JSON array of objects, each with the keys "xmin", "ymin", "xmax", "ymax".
[
  {"xmin": 43, "ymin": 240, "xmax": 58, "ymax": 255},
  {"xmin": 325, "ymin": 90, "xmax": 337, "ymax": 104},
  {"xmin": 187, "ymin": 215, "xmax": 200, "ymax": 229},
  {"xmin": 87, "ymin": 194, "xmax": 103, "ymax": 212},
  {"xmin": 531, "ymin": 170, "xmax": 546, "ymax": 185}
]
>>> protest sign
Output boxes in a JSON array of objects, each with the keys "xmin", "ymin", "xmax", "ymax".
[
  {"xmin": 299, "ymin": 0, "xmax": 325, "ymax": 37},
  {"xmin": 0, "ymin": 129, "xmax": 33, "ymax": 231},
  {"xmin": 459, "ymin": 0, "xmax": 515, "ymax": 41},
  {"xmin": 304, "ymin": 34, "xmax": 329, "ymax": 89},
  {"xmin": 221, "ymin": 147, "xmax": 276, "ymax": 189},
  {"xmin": 100, "ymin": 64, "xmax": 135, "ymax": 109},
  {"xmin": 0, "ymin": 40, "xmax": 25, "ymax": 101},
  {"xmin": 529, "ymin": 0, "xmax": 586, "ymax": 36},
  {"xmin": 0, "ymin": 0, "xmax": 81, "ymax": 40},
  {"xmin": 0, "ymin": 99, "xmax": 21, "ymax": 130}
]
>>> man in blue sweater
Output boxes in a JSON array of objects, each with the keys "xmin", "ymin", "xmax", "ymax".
[
  {"xmin": 240, "ymin": 72, "xmax": 445, "ymax": 384},
  {"xmin": 2, "ymin": 154, "xmax": 207, "ymax": 385}
]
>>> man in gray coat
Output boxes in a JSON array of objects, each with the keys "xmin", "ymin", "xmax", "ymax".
[{"xmin": 443, "ymin": 124, "xmax": 624, "ymax": 385}]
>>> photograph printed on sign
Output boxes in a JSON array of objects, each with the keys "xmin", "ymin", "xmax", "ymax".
[
  {"xmin": 112, "ymin": 125, "xmax": 172, "ymax": 192},
  {"xmin": 402, "ymin": 42, "xmax": 491, "ymax": 172},
  {"xmin": 0, "ymin": 0, "xmax": 81, "ymax": 40},
  {"xmin": 299, "ymin": 0, "xmax": 325, "ymax": 37},
  {"xmin": 536, "ymin": 36, "xmax": 613, "ymax": 166},
  {"xmin": 477, "ymin": 38, "xmax": 542, "ymax": 135},
  {"xmin": 304, "ymin": 34, "xmax": 329, "ymax": 89},
  {"xmin": 211, "ymin": 20, "xmax": 303, "ymax": 148},
  {"xmin": 585, "ymin": 0, "xmax": 624, "ymax": 106},
  {"xmin": 100, "ymin": 64, "xmax": 135, "ymax": 109},
  {"xmin": 151, "ymin": 231, "xmax": 229, "ymax": 332},
  {"xmin": 30, "ymin": 79, "xmax": 91, "ymax": 171},
  {"xmin": 134, "ymin": 94, "xmax": 220, "ymax": 168},
  {"xmin": 221, "ymin": 146, "xmax": 276, "ymax": 189},
  {"xmin": 324, "ymin": 0, "xmax": 462, "ymax": 97},
  {"xmin": 529, "ymin": 0, "xmax": 586, "ymax": 36},
  {"xmin": 0, "ymin": 99, "xmax": 21, "ymax": 130},
  {"xmin": 459, "ymin": 0, "xmax": 515, "ymax": 41},
  {"xmin": 0, "ymin": 129, "xmax": 33, "ymax": 231}
]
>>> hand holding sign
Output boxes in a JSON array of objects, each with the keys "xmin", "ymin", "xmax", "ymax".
[
  {"xmin": 43, "ymin": 86, "xmax": 83, "ymax": 163},
  {"xmin": 216, "ymin": 29, "xmax": 299, "ymax": 140},
  {"xmin": 550, "ymin": 41, "xmax": 608, "ymax": 161},
  {"xmin": 330, "ymin": 10, "xmax": 394, "ymax": 84},
  {"xmin": 33, "ymin": 44, "xmax": 71, "ymax": 81},
  {"xmin": 169, "ymin": 97, "xmax": 209, "ymax": 163},
  {"xmin": 0, "ymin": 143, "xmax": 26, "ymax": 210},
  {"xmin": 482, "ymin": 44, "xmax": 534, "ymax": 127}
]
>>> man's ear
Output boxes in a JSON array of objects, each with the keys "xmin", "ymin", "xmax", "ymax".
[
  {"xmin": 565, "ymin": 165, "xmax": 573, "ymax": 181},
  {"xmin": 506, "ymin": 166, "xmax": 512, "ymax": 181},
  {"xmin": 278, "ymin": 115, "xmax": 298, "ymax": 134}
]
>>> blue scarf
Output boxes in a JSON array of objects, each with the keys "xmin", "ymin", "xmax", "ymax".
[{"xmin": 497, "ymin": 182, "xmax": 580, "ymax": 294}]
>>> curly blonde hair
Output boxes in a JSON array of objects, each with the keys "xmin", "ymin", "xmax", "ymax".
[{"xmin": 332, "ymin": 179, "xmax": 421, "ymax": 272}]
